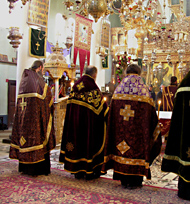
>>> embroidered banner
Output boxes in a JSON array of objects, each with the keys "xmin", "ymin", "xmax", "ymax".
[
  {"xmin": 27, "ymin": 0, "xmax": 49, "ymax": 28},
  {"xmin": 29, "ymin": 28, "xmax": 46, "ymax": 58},
  {"xmin": 74, "ymin": 14, "xmax": 93, "ymax": 51},
  {"xmin": 101, "ymin": 21, "xmax": 110, "ymax": 49},
  {"xmin": 74, "ymin": 14, "xmax": 93, "ymax": 76}
]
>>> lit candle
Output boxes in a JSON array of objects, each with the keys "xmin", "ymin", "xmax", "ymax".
[
  {"xmin": 106, "ymin": 86, "xmax": 109, "ymax": 92},
  {"xmin": 158, "ymin": 100, "xmax": 161, "ymax": 119},
  {"xmin": 71, "ymin": 81, "xmax": 74, "ymax": 88},
  {"xmin": 103, "ymin": 97, "xmax": 107, "ymax": 101}
]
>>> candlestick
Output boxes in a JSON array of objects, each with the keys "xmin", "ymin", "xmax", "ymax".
[{"xmin": 158, "ymin": 100, "xmax": 161, "ymax": 119}]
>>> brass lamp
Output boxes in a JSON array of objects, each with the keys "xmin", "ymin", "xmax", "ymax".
[
  {"xmin": 87, "ymin": 0, "xmax": 107, "ymax": 23},
  {"xmin": 7, "ymin": 27, "xmax": 23, "ymax": 49}
]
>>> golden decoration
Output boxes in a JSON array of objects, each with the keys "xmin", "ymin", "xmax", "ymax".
[
  {"xmin": 116, "ymin": 140, "xmax": 130, "ymax": 154},
  {"xmin": 104, "ymin": 154, "xmax": 150, "ymax": 169},
  {"xmin": 66, "ymin": 142, "xmax": 74, "ymax": 151},
  {"xmin": 20, "ymin": 136, "xmax": 26, "ymax": 146},
  {"xmin": 77, "ymin": 82, "xmax": 85, "ymax": 91},
  {"xmin": 19, "ymin": 97, "xmax": 27, "ymax": 111},
  {"xmin": 112, "ymin": 94, "xmax": 155, "ymax": 107},
  {"xmin": 120, "ymin": 105, "xmax": 135, "ymax": 121}
]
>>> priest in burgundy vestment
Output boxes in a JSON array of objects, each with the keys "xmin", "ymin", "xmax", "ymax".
[
  {"xmin": 59, "ymin": 66, "xmax": 108, "ymax": 180},
  {"xmin": 9, "ymin": 60, "xmax": 56, "ymax": 176},
  {"xmin": 102, "ymin": 64, "xmax": 162, "ymax": 188}
]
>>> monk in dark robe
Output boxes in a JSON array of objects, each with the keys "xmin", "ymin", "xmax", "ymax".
[
  {"xmin": 102, "ymin": 64, "xmax": 162, "ymax": 188},
  {"xmin": 161, "ymin": 71, "xmax": 190, "ymax": 200},
  {"xmin": 59, "ymin": 66, "xmax": 108, "ymax": 180},
  {"xmin": 9, "ymin": 60, "xmax": 56, "ymax": 176},
  {"xmin": 162, "ymin": 76, "xmax": 178, "ymax": 111}
]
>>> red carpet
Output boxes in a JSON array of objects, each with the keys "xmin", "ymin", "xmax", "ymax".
[{"xmin": 0, "ymin": 160, "xmax": 188, "ymax": 204}]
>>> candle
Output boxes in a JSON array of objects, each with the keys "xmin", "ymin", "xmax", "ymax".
[
  {"xmin": 106, "ymin": 86, "xmax": 109, "ymax": 92},
  {"xmin": 158, "ymin": 100, "xmax": 161, "ymax": 119},
  {"xmin": 70, "ymin": 81, "xmax": 74, "ymax": 88}
]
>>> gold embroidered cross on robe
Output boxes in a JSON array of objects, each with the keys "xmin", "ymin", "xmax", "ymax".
[{"xmin": 120, "ymin": 105, "xmax": 135, "ymax": 121}]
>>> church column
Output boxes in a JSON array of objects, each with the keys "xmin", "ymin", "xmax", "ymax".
[
  {"xmin": 90, "ymin": 19, "xmax": 105, "ymax": 90},
  {"xmin": 16, "ymin": 2, "xmax": 37, "ymax": 97}
]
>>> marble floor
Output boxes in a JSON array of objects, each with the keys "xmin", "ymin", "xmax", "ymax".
[{"xmin": 0, "ymin": 130, "xmax": 178, "ymax": 190}]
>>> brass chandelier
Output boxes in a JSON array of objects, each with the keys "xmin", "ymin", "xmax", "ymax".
[
  {"xmin": 63, "ymin": 0, "xmax": 113, "ymax": 22},
  {"xmin": 7, "ymin": 0, "xmax": 30, "ymax": 13},
  {"xmin": 63, "ymin": 0, "xmax": 157, "ymax": 25}
]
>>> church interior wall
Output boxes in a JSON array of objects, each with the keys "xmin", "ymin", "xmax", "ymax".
[
  {"xmin": 109, "ymin": 13, "xmax": 122, "ymax": 28},
  {"xmin": 48, "ymin": 0, "xmax": 108, "ymax": 88},
  {"xmin": 0, "ymin": 26, "xmax": 17, "ymax": 124}
]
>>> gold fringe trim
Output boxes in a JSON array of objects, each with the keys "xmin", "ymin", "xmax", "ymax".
[
  {"xmin": 104, "ymin": 107, "xmax": 109, "ymax": 117},
  {"xmin": 9, "ymin": 157, "xmax": 46, "ymax": 164},
  {"xmin": 43, "ymin": 114, "xmax": 52, "ymax": 146},
  {"xmin": 104, "ymin": 154, "xmax": 150, "ymax": 169},
  {"xmin": 10, "ymin": 143, "xmax": 43, "ymax": 153},
  {"xmin": 163, "ymin": 154, "xmax": 190, "ymax": 166},
  {"xmin": 84, "ymin": 74, "xmax": 95, "ymax": 80},
  {"xmin": 17, "ymin": 83, "xmax": 48, "ymax": 100},
  {"xmin": 153, "ymin": 123, "xmax": 161, "ymax": 141},
  {"xmin": 19, "ymin": 158, "xmax": 45, "ymax": 164},
  {"xmin": 63, "ymin": 121, "xmax": 106, "ymax": 163},
  {"xmin": 63, "ymin": 162, "xmax": 104, "ymax": 174},
  {"xmin": 10, "ymin": 114, "xmax": 52, "ymax": 153},
  {"xmin": 67, "ymin": 99, "xmax": 105, "ymax": 115},
  {"xmin": 114, "ymin": 170, "xmax": 147, "ymax": 177},
  {"xmin": 49, "ymin": 97, "xmax": 54, "ymax": 107},
  {"xmin": 112, "ymin": 94, "xmax": 155, "ymax": 107}
]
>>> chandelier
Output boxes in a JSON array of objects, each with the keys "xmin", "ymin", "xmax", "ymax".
[
  {"xmin": 96, "ymin": 46, "xmax": 108, "ymax": 59},
  {"xmin": 119, "ymin": 0, "xmax": 157, "ymax": 31},
  {"xmin": 63, "ymin": 0, "xmax": 158, "ymax": 26},
  {"xmin": 63, "ymin": 0, "xmax": 112, "ymax": 22},
  {"xmin": 152, "ymin": 0, "xmax": 174, "ymax": 53},
  {"xmin": 7, "ymin": 0, "xmax": 30, "ymax": 13},
  {"xmin": 171, "ymin": 0, "xmax": 190, "ymax": 53},
  {"xmin": 7, "ymin": 27, "xmax": 23, "ymax": 49}
]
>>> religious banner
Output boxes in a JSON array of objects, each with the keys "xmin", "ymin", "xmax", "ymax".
[
  {"xmin": 29, "ymin": 28, "xmax": 46, "ymax": 58},
  {"xmin": 27, "ymin": 0, "xmax": 49, "ymax": 28},
  {"xmin": 74, "ymin": 14, "xmax": 93, "ymax": 76},
  {"xmin": 101, "ymin": 20, "xmax": 110, "ymax": 49}
]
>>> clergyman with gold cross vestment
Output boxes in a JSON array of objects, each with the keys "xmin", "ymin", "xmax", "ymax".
[
  {"xmin": 59, "ymin": 66, "xmax": 108, "ymax": 180},
  {"xmin": 102, "ymin": 64, "xmax": 162, "ymax": 189},
  {"xmin": 9, "ymin": 60, "xmax": 56, "ymax": 176}
]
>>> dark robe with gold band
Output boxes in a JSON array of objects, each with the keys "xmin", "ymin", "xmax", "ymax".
[
  {"xmin": 9, "ymin": 69, "xmax": 55, "ymax": 176},
  {"xmin": 102, "ymin": 74, "xmax": 162, "ymax": 184},
  {"xmin": 161, "ymin": 72, "xmax": 190, "ymax": 200},
  {"xmin": 162, "ymin": 85, "xmax": 178, "ymax": 111},
  {"xmin": 59, "ymin": 74, "xmax": 108, "ymax": 176}
]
